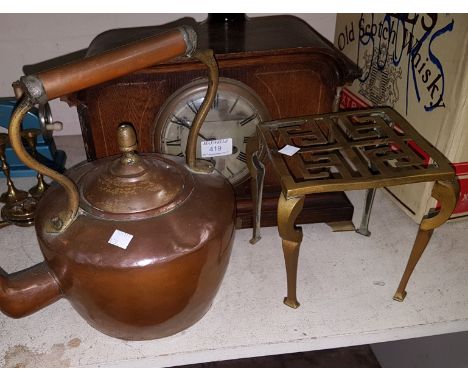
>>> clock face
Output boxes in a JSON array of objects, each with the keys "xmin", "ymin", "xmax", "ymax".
[{"xmin": 153, "ymin": 77, "xmax": 270, "ymax": 186}]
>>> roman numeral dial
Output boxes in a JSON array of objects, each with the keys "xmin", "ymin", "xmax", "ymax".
[
  {"xmin": 154, "ymin": 78, "xmax": 270, "ymax": 186},
  {"xmin": 237, "ymin": 151, "xmax": 247, "ymax": 163}
]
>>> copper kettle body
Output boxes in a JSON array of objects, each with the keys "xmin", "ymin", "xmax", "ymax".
[{"xmin": 0, "ymin": 26, "xmax": 236, "ymax": 340}]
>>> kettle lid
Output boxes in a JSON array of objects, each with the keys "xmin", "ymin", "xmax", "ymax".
[{"xmin": 79, "ymin": 124, "xmax": 193, "ymax": 220}]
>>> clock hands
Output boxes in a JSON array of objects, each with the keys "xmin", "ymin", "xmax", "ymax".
[
  {"xmin": 228, "ymin": 96, "xmax": 240, "ymax": 114},
  {"xmin": 170, "ymin": 115, "xmax": 211, "ymax": 141},
  {"xmin": 170, "ymin": 115, "xmax": 191, "ymax": 128},
  {"xmin": 239, "ymin": 112, "xmax": 258, "ymax": 126},
  {"xmin": 164, "ymin": 138, "xmax": 182, "ymax": 146},
  {"xmin": 186, "ymin": 101, "xmax": 199, "ymax": 115}
]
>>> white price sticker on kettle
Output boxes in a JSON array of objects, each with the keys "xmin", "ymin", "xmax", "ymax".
[
  {"xmin": 108, "ymin": 229, "xmax": 133, "ymax": 250},
  {"xmin": 201, "ymin": 138, "xmax": 232, "ymax": 157}
]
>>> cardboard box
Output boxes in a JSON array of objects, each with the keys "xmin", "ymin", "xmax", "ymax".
[{"xmin": 334, "ymin": 13, "xmax": 468, "ymax": 222}]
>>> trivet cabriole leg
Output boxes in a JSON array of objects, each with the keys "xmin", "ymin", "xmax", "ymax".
[
  {"xmin": 248, "ymin": 149, "xmax": 265, "ymax": 245},
  {"xmin": 277, "ymin": 193, "xmax": 305, "ymax": 309},
  {"xmin": 393, "ymin": 179, "xmax": 459, "ymax": 301},
  {"xmin": 356, "ymin": 188, "xmax": 376, "ymax": 237}
]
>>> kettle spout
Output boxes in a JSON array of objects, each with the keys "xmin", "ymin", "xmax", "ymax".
[{"xmin": 0, "ymin": 262, "xmax": 62, "ymax": 318}]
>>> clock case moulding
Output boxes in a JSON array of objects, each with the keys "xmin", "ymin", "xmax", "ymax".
[{"xmin": 63, "ymin": 14, "xmax": 361, "ymax": 229}]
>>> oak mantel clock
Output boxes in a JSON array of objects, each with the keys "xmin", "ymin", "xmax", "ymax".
[{"xmin": 73, "ymin": 14, "xmax": 361, "ymax": 228}]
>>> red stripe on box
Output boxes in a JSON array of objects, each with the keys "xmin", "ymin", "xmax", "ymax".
[
  {"xmin": 435, "ymin": 162, "xmax": 468, "ymax": 215},
  {"xmin": 340, "ymin": 88, "xmax": 371, "ymax": 110},
  {"xmin": 452, "ymin": 162, "xmax": 468, "ymax": 215},
  {"xmin": 454, "ymin": 162, "xmax": 468, "ymax": 175},
  {"xmin": 452, "ymin": 177, "xmax": 468, "ymax": 215}
]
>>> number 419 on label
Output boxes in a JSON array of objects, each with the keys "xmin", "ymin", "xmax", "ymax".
[{"xmin": 201, "ymin": 138, "xmax": 233, "ymax": 158}]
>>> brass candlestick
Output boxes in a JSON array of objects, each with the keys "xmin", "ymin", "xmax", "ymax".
[
  {"xmin": 1, "ymin": 197, "xmax": 37, "ymax": 227},
  {"xmin": 0, "ymin": 133, "xmax": 28, "ymax": 205},
  {"xmin": 21, "ymin": 129, "xmax": 49, "ymax": 199}
]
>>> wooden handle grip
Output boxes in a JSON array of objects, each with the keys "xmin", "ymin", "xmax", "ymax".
[{"xmin": 32, "ymin": 26, "xmax": 195, "ymax": 101}]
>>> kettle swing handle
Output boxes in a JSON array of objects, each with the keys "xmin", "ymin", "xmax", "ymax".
[{"xmin": 8, "ymin": 26, "xmax": 219, "ymax": 234}]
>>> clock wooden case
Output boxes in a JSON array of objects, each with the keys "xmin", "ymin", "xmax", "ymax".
[{"xmin": 73, "ymin": 14, "xmax": 361, "ymax": 228}]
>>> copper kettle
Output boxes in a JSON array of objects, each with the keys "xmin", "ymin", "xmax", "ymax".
[{"xmin": 0, "ymin": 26, "xmax": 236, "ymax": 340}]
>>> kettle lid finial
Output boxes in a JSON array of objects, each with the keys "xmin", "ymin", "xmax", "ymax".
[
  {"xmin": 117, "ymin": 124, "xmax": 138, "ymax": 153},
  {"xmin": 116, "ymin": 124, "xmax": 140, "ymax": 167}
]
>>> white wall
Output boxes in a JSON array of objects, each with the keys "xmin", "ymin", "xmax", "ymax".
[{"xmin": 0, "ymin": 13, "xmax": 336, "ymax": 135}]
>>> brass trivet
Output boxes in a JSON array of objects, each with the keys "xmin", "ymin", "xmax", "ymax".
[{"xmin": 249, "ymin": 107, "xmax": 459, "ymax": 308}]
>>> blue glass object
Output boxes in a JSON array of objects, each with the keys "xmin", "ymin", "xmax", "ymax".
[{"xmin": 0, "ymin": 98, "xmax": 66, "ymax": 177}]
